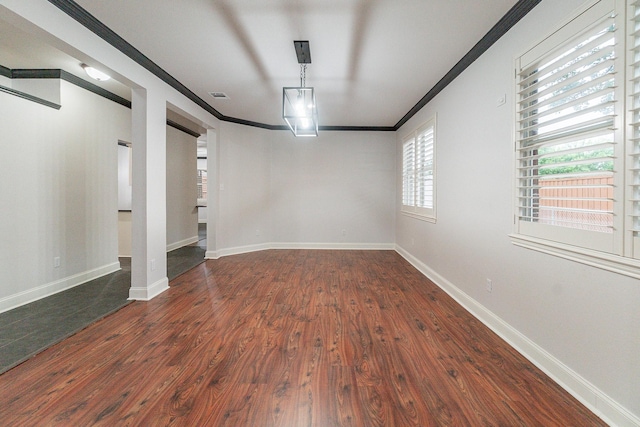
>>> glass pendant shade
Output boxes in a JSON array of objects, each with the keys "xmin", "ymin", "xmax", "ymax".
[{"xmin": 283, "ymin": 86, "xmax": 318, "ymax": 137}]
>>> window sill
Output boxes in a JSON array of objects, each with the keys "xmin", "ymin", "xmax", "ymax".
[
  {"xmin": 509, "ymin": 233, "xmax": 640, "ymax": 280},
  {"xmin": 401, "ymin": 210, "xmax": 436, "ymax": 224}
]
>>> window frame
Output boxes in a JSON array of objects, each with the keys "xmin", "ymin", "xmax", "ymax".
[
  {"xmin": 401, "ymin": 116, "xmax": 437, "ymax": 223},
  {"xmin": 509, "ymin": 0, "xmax": 640, "ymax": 278}
]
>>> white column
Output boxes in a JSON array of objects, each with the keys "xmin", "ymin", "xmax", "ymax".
[
  {"xmin": 205, "ymin": 127, "xmax": 219, "ymax": 259},
  {"xmin": 129, "ymin": 87, "xmax": 169, "ymax": 300}
]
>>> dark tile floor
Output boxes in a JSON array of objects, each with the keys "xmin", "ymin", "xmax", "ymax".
[{"xmin": 0, "ymin": 224, "xmax": 207, "ymax": 374}]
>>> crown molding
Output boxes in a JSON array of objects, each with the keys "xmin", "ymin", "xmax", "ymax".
[
  {"xmin": 47, "ymin": 0, "xmax": 541, "ymax": 132},
  {"xmin": 60, "ymin": 70, "xmax": 131, "ymax": 108},
  {"xmin": 2, "ymin": 65, "xmax": 203, "ymax": 136},
  {"xmin": 10, "ymin": 68, "xmax": 131, "ymax": 108},
  {"xmin": 0, "ymin": 65, "xmax": 11, "ymax": 78},
  {"xmin": 166, "ymin": 119, "xmax": 201, "ymax": 138},
  {"xmin": 393, "ymin": 0, "xmax": 541, "ymax": 130},
  {"xmin": 320, "ymin": 125, "xmax": 395, "ymax": 132},
  {"xmin": 0, "ymin": 84, "xmax": 61, "ymax": 109},
  {"xmin": 47, "ymin": 0, "xmax": 224, "ymax": 119}
]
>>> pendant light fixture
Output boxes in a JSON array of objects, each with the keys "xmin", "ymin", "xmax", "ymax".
[{"xmin": 283, "ymin": 40, "xmax": 318, "ymax": 137}]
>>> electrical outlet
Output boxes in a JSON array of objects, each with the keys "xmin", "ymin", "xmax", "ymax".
[
  {"xmin": 54, "ymin": 257, "xmax": 60, "ymax": 268},
  {"xmin": 486, "ymin": 279, "xmax": 492, "ymax": 293},
  {"xmin": 342, "ymin": 229, "xmax": 346, "ymax": 236},
  {"xmin": 151, "ymin": 258, "xmax": 156, "ymax": 271}
]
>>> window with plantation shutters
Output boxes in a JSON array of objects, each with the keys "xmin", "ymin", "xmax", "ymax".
[
  {"xmin": 514, "ymin": 0, "xmax": 623, "ymax": 253},
  {"xmin": 511, "ymin": 0, "xmax": 640, "ymax": 278},
  {"xmin": 402, "ymin": 117, "xmax": 436, "ymax": 222}
]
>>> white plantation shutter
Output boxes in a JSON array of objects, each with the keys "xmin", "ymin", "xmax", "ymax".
[
  {"xmin": 511, "ymin": 0, "xmax": 640, "ymax": 276},
  {"xmin": 628, "ymin": 0, "xmax": 640, "ymax": 257},
  {"xmin": 402, "ymin": 117, "xmax": 436, "ymax": 221},
  {"xmin": 514, "ymin": 3, "xmax": 623, "ymax": 252},
  {"xmin": 416, "ymin": 125, "xmax": 435, "ymax": 209},
  {"xmin": 402, "ymin": 136, "xmax": 415, "ymax": 207}
]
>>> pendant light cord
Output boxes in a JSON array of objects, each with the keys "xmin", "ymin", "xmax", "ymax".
[{"xmin": 300, "ymin": 64, "xmax": 307, "ymax": 88}]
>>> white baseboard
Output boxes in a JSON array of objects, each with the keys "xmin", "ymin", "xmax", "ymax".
[
  {"xmin": 128, "ymin": 277, "xmax": 169, "ymax": 301},
  {"xmin": 0, "ymin": 261, "xmax": 121, "ymax": 314},
  {"xmin": 271, "ymin": 242, "xmax": 396, "ymax": 250},
  {"xmin": 204, "ymin": 250, "xmax": 218, "ymax": 260},
  {"xmin": 166, "ymin": 235, "xmax": 199, "ymax": 252},
  {"xmin": 395, "ymin": 245, "xmax": 639, "ymax": 427},
  {"xmin": 205, "ymin": 243, "xmax": 270, "ymax": 260},
  {"xmin": 205, "ymin": 242, "xmax": 395, "ymax": 260}
]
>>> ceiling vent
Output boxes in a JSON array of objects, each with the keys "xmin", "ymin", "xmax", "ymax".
[{"xmin": 209, "ymin": 91, "xmax": 230, "ymax": 100}]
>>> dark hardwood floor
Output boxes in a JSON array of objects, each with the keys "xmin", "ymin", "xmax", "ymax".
[{"xmin": 0, "ymin": 250, "xmax": 606, "ymax": 426}]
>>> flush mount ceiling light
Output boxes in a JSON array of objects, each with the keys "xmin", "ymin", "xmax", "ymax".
[
  {"xmin": 283, "ymin": 40, "xmax": 318, "ymax": 137},
  {"xmin": 81, "ymin": 63, "xmax": 110, "ymax": 81}
]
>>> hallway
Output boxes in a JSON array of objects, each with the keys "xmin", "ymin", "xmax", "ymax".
[{"xmin": 0, "ymin": 224, "xmax": 206, "ymax": 374}]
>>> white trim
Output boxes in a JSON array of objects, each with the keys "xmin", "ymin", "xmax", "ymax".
[
  {"xmin": 128, "ymin": 277, "xmax": 169, "ymax": 301},
  {"xmin": 205, "ymin": 242, "xmax": 396, "ymax": 260},
  {"xmin": 204, "ymin": 250, "xmax": 220, "ymax": 260},
  {"xmin": 400, "ymin": 210, "xmax": 437, "ymax": 223},
  {"xmin": 0, "ymin": 262, "xmax": 121, "ymax": 314},
  {"xmin": 510, "ymin": 233, "xmax": 640, "ymax": 279},
  {"xmin": 271, "ymin": 242, "xmax": 395, "ymax": 251},
  {"xmin": 395, "ymin": 244, "xmax": 640, "ymax": 427},
  {"xmin": 206, "ymin": 243, "xmax": 271, "ymax": 260},
  {"xmin": 517, "ymin": 0, "xmax": 614, "ymax": 67},
  {"xmin": 166, "ymin": 235, "xmax": 199, "ymax": 252}
]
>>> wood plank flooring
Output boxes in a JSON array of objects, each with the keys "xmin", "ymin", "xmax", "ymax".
[{"xmin": 0, "ymin": 250, "xmax": 606, "ymax": 426}]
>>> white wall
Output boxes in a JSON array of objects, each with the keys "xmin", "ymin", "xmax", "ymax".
[
  {"xmin": 270, "ymin": 130, "xmax": 395, "ymax": 247},
  {"xmin": 166, "ymin": 125, "xmax": 198, "ymax": 251},
  {"xmin": 118, "ymin": 210, "xmax": 132, "ymax": 257},
  {"xmin": 212, "ymin": 124, "xmax": 396, "ymax": 256},
  {"xmin": 117, "ymin": 144, "xmax": 132, "ymax": 211},
  {"xmin": 216, "ymin": 122, "xmax": 272, "ymax": 252},
  {"xmin": 2, "ymin": 0, "xmax": 220, "ymax": 300},
  {"xmin": 118, "ymin": 125, "xmax": 199, "ymax": 256},
  {"xmin": 395, "ymin": 0, "xmax": 640, "ymax": 425},
  {"xmin": 197, "ymin": 157, "xmax": 207, "ymax": 223},
  {"xmin": 0, "ymin": 80, "xmax": 130, "ymax": 312},
  {"xmin": 117, "ymin": 143, "xmax": 133, "ymax": 256}
]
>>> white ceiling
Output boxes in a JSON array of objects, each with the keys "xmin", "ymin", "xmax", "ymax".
[
  {"xmin": 0, "ymin": 18, "xmax": 131, "ymax": 101},
  {"xmin": 1, "ymin": 0, "xmax": 521, "ymax": 129}
]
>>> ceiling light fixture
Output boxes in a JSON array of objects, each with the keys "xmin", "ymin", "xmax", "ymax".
[
  {"xmin": 81, "ymin": 63, "xmax": 110, "ymax": 81},
  {"xmin": 283, "ymin": 41, "xmax": 318, "ymax": 137}
]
